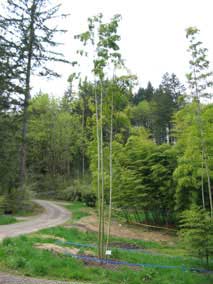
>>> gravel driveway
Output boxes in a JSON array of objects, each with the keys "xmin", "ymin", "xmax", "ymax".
[
  {"xmin": 0, "ymin": 200, "xmax": 70, "ymax": 240},
  {"xmin": 0, "ymin": 200, "xmax": 85, "ymax": 283}
]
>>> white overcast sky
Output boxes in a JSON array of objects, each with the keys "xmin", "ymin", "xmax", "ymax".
[{"xmin": 32, "ymin": 0, "xmax": 213, "ymax": 97}]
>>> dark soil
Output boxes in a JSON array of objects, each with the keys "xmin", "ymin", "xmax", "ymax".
[
  {"xmin": 110, "ymin": 241, "xmax": 143, "ymax": 249},
  {"xmin": 83, "ymin": 259, "xmax": 141, "ymax": 271}
]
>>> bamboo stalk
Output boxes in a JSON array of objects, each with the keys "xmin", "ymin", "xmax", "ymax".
[
  {"xmin": 100, "ymin": 81, "xmax": 105, "ymax": 258},
  {"xmin": 95, "ymin": 84, "xmax": 101, "ymax": 258},
  {"xmin": 204, "ymin": 155, "xmax": 213, "ymax": 217},
  {"xmin": 193, "ymin": 67, "xmax": 212, "ymax": 217},
  {"xmin": 201, "ymin": 151, "xmax": 205, "ymax": 209},
  {"xmin": 106, "ymin": 88, "xmax": 114, "ymax": 252}
]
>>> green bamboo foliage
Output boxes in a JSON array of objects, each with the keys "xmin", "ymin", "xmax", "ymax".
[
  {"xmin": 179, "ymin": 205, "xmax": 213, "ymax": 267},
  {"xmin": 186, "ymin": 27, "xmax": 213, "ymax": 216},
  {"xmin": 75, "ymin": 14, "xmax": 123, "ymax": 258}
]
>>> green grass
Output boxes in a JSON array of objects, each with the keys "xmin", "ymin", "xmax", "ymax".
[
  {"xmin": 0, "ymin": 202, "xmax": 212, "ymax": 283},
  {"xmin": 65, "ymin": 202, "xmax": 90, "ymax": 221},
  {"xmin": 40, "ymin": 227, "xmax": 212, "ymax": 268},
  {"xmin": 0, "ymin": 227, "xmax": 212, "ymax": 284},
  {"xmin": 0, "ymin": 215, "xmax": 17, "ymax": 225}
]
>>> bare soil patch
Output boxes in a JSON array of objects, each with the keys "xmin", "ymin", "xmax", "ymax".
[
  {"xmin": 72, "ymin": 213, "xmax": 176, "ymax": 244},
  {"xmin": 34, "ymin": 243, "xmax": 95, "ymax": 257},
  {"xmin": 34, "ymin": 243, "xmax": 80, "ymax": 255}
]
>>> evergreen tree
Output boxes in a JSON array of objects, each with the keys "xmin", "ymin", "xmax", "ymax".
[
  {"xmin": 0, "ymin": 0, "xmax": 69, "ymax": 198},
  {"xmin": 0, "ymin": 32, "xmax": 20, "ymax": 112},
  {"xmin": 133, "ymin": 81, "xmax": 154, "ymax": 104},
  {"xmin": 159, "ymin": 72, "xmax": 186, "ymax": 109}
]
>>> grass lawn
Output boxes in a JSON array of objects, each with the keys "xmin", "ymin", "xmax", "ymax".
[
  {"xmin": 0, "ymin": 215, "xmax": 17, "ymax": 225},
  {"xmin": 65, "ymin": 202, "xmax": 90, "ymax": 221},
  {"xmin": 0, "ymin": 201, "xmax": 212, "ymax": 284}
]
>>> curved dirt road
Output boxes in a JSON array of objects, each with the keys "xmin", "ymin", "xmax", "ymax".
[{"xmin": 0, "ymin": 200, "xmax": 70, "ymax": 240}]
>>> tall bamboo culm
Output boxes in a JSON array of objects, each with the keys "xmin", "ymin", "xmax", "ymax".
[{"xmin": 106, "ymin": 83, "xmax": 114, "ymax": 252}]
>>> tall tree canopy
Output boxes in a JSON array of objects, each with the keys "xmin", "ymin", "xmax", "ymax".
[{"xmin": 0, "ymin": 0, "xmax": 69, "ymax": 191}]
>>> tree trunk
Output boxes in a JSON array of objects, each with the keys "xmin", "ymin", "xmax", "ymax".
[
  {"xmin": 19, "ymin": 0, "xmax": 36, "ymax": 190},
  {"xmin": 67, "ymin": 160, "xmax": 70, "ymax": 176}
]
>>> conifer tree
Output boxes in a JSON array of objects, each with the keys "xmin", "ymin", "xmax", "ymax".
[{"xmin": 0, "ymin": 0, "xmax": 69, "ymax": 198}]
